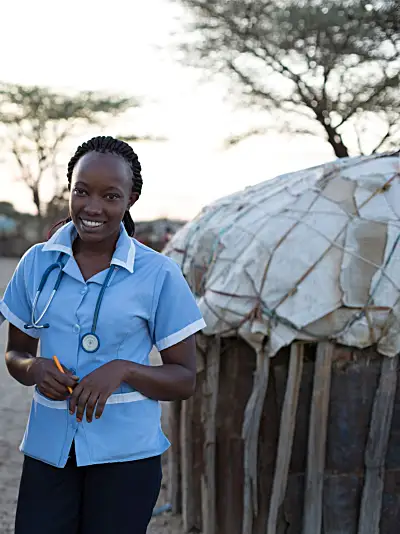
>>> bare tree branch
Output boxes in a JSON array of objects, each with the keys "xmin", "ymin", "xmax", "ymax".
[
  {"xmin": 371, "ymin": 120, "xmax": 400, "ymax": 154},
  {"xmin": 176, "ymin": 0, "xmax": 400, "ymax": 157},
  {"xmin": 336, "ymin": 69, "xmax": 400, "ymax": 127}
]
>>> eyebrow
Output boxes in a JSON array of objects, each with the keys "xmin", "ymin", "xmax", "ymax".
[{"xmin": 74, "ymin": 181, "xmax": 124, "ymax": 193}]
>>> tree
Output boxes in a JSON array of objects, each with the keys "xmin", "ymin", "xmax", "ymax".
[
  {"xmin": 175, "ymin": 0, "xmax": 400, "ymax": 157},
  {"xmin": 0, "ymin": 83, "xmax": 147, "ymax": 225}
]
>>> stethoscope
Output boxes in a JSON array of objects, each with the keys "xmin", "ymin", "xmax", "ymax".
[{"xmin": 24, "ymin": 252, "xmax": 115, "ymax": 353}]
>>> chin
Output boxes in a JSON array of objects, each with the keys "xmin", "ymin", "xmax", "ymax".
[{"xmin": 77, "ymin": 229, "xmax": 107, "ymax": 243}]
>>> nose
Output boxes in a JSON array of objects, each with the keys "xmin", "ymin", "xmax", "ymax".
[{"xmin": 83, "ymin": 197, "xmax": 103, "ymax": 216}]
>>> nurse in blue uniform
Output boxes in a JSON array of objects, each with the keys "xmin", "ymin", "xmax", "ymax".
[{"xmin": 0, "ymin": 136, "xmax": 205, "ymax": 534}]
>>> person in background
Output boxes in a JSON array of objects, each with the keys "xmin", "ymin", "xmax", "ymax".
[
  {"xmin": 0, "ymin": 136, "xmax": 205, "ymax": 534},
  {"xmin": 163, "ymin": 225, "xmax": 173, "ymax": 247}
]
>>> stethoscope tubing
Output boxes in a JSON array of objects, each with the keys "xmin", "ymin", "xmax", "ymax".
[
  {"xmin": 25, "ymin": 253, "xmax": 114, "ymax": 344},
  {"xmin": 25, "ymin": 254, "xmax": 66, "ymax": 330}
]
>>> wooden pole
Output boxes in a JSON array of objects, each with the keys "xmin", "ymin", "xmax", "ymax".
[
  {"xmin": 357, "ymin": 355, "xmax": 398, "ymax": 534},
  {"xmin": 201, "ymin": 337, "xmax": 220, "ymax": 534},
  {"xmin": 242, "ymin": 348, "xmax": 270, "ymax": 534},
  {"xmin": 181, "ymin": 396, "xmax": 196, "ymax": 532},
  {"xmin": 267, "ymin": 343, "xmax": 304, "ymax": 534},
  {"xmin": 302, "ymin": 342, "xmax": 333, "ymax": 534},
  {"xmin": 168, "ymin": 400, "xmax": 182, "ymax": 514}
]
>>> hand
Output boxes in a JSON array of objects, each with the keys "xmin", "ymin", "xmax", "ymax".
[
  {"xmin": 31, "ymin": 358, "xmax": 79, "ymax": 401},
  {"xmin": 69, "ymin": 360, "xmax": 127, "ymax": 423}
]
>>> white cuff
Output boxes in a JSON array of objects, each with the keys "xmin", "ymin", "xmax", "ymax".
[{"xmin": 156, "ymin": 318, "xmax": 206, "ymax": 351}]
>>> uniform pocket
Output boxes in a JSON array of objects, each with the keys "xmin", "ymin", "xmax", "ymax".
[{"xmin": 20, "ymin": 390, "xmax": 71, "ymax": 467}]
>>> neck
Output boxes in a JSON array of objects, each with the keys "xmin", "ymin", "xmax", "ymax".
[{"xmin": 74, "ymin": 231, "xmax": 119, "ymax": 260}]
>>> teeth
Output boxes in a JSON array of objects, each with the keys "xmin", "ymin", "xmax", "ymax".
[{"xmin": 81, "ymin": 220, "xmax": 104, "ymax": 228}]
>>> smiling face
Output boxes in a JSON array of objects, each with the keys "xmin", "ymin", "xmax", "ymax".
[{"xmin": 69, "ymin": 151, "xmax": 139, "ymax": 245}]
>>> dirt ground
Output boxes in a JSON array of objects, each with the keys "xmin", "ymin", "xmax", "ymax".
[{"xmin": 0, "ymin": 258, "xmax": 183, "ymax": 534}]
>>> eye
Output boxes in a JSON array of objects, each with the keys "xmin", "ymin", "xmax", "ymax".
[
  {"xmin": 73, "ymin": 188, "xmax": 88, "ymax": 196},
  {"xmin": 105, "ymin": 193, "xmax": 121, "ymax": 200}
]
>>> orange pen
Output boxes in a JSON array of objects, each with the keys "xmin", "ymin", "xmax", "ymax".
[{"xmin": 53, "ymin": 355, "xmax": 73, "ymax": 395}]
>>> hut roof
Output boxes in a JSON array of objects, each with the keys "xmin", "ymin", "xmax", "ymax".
[{"xmin": 164, "ymin": 152, "xmax": 400, "ymax": 356}]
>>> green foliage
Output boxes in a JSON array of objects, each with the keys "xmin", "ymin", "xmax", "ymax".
[
  {"xmin": 0, "ymin": 83, "xmax": 135, "ymax": 124},
  {"xmin": 176, "ymin": 0, "xmax": 400, "ymax": 157}
]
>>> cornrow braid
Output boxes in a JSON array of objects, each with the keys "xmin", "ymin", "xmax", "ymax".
[{"xmin": 66, "ymin": 136, "xmax": 143, "ymax": 236}]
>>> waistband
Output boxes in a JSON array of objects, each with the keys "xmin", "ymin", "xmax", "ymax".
[{"xmin": 33, "ymin": 389, "xmax": 148, "ymax": 410}]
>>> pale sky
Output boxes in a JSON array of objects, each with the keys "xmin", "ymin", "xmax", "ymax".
[{"xmin": 0, "ymin": 0, "xmax": 334, "ymax": 221}]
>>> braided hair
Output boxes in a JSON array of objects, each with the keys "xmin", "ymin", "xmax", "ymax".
[{"xmin": 66, "ymin": 136, "xmax": 142, "ymax": 237}]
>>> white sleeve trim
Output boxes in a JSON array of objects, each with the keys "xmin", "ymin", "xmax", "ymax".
[
  {"xmin": 156, "ymin": 318, "xmax": 206, "ymax": 351},
  {"xmin": 0, "ymin": 301, "xmax": 40, "ymax": 339}
]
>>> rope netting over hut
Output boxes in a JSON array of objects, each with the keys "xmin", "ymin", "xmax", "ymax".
[
  {"xmin": 164, "ymin": 151, "xmax": 400, "ymax": 534},
  {"xmin": 165, "ymin": 151, "xmax": 400, "ymax": 358}
]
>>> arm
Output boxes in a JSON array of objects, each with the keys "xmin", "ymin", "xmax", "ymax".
[
  {"xmin": 121, "ymin": 334, "xmax": 196, "ymax": 401},
  {"xmin": 5, "ymin": 323, "xmax": 77, "ymax": 398},
  {"xmin": 5, "ymin": 324, "xmax": 39, "ymax": 386}
]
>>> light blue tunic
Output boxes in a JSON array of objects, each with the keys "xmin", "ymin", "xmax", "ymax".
[{"xmin": 0, "ymin": 222, "xmax": 205, "ymax": 467}]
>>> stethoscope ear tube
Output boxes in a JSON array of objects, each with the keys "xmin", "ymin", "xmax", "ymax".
[{"xmin": 24, "ymin": 253, "xmax": 66, "ymax": 330}]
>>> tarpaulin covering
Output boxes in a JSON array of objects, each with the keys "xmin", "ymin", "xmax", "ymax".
[{"xmin": 164, "ymin": 152, "xmax": 400, "ymax": 357}]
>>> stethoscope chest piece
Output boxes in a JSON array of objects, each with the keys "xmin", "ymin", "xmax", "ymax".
[{"xmin": 81, "ymin": 333, "xmax": 100, "ymax": 353}]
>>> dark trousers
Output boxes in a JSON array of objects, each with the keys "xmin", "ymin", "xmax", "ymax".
[{"xmin": 15, "ymin": 446, "xmax": 162, "ymax": 534}]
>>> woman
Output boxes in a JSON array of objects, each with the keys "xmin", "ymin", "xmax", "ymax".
[{"xmin": 0, "ymin": 136, "xmax": 205, "ymax": 534}]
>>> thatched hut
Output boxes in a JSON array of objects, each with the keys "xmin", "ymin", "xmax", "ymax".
[{"xmin": 163, "ymin": 152, "xmax": 400, "ymax": 534}]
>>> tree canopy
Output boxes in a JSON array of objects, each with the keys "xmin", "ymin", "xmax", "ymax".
[
  {"xmin": 175, "ymin": 0, "xmax": 400, "ymax": 157},
  {"xmin": 0, "ymin": 83, "xmax": 141, "ymax": 222}
]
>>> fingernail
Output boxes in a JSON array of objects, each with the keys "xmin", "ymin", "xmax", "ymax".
[
  {"xmin": 69, "ymin": 410, "xmax": 73, "ymax": 415},
  {"xmin": 77, "ymin": 418, "xmax": 82, "ymax": 423}
]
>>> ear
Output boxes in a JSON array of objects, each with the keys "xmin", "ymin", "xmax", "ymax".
[{"xmin": 128, "ymin": 192, "xmax": 140, "ymax": 210}]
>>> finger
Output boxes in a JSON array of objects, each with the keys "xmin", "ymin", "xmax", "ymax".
[
  {"xmin": 61, "ymin": 365, "xmax": 80, "ymax": 381},
  {"xmin": 47, "ymin": 390, "xmax": 69, "ymax": 401},
  {"xmin": 76, "ymin": 389, "xmax": 91, "ymax": 422},
  {"xmin": 37, "ymin": 385, "xmax": 57, "ymax": 400},
  {"xmin": 69, "ymin": 383, "xmax": 84, "ymax": 414},
  {"xmin": 53, "ymin": 371, "xmax": 79, "ymax": 388},
  {"xmin": 95, "ymin": 395, "xmax": 109, "ymax": 420},
  {"xmin": 39, "ymin": 385, "xmax": 69, "ymax": 401},
  {"xmin": 85, "ymin": 392, "xmax": 100, "ymax": 423},
  {"xmin": 43, "ymin": 377, "xmax": 70, "ymax": 397}
]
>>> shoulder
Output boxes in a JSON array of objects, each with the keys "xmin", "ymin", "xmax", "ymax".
[
  {"xmin": 17, "ymin": 242, "xmax": 45, "ymax": 267},
  {"xmin": 15, "ymin": 242, "xmax": 60, "ymax": 279},
  {"xmin": 4, "ymin": 243, "xmax": 48, "ymax": 296}
]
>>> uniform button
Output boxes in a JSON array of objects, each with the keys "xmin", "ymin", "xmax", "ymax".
[
  {"xmin": 81, "ymin": 287, "xmax": 88, "ymax": 295},
  {"xmin": 73, "ymin": 324, "xmax": 80, "ymax": 334}
]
